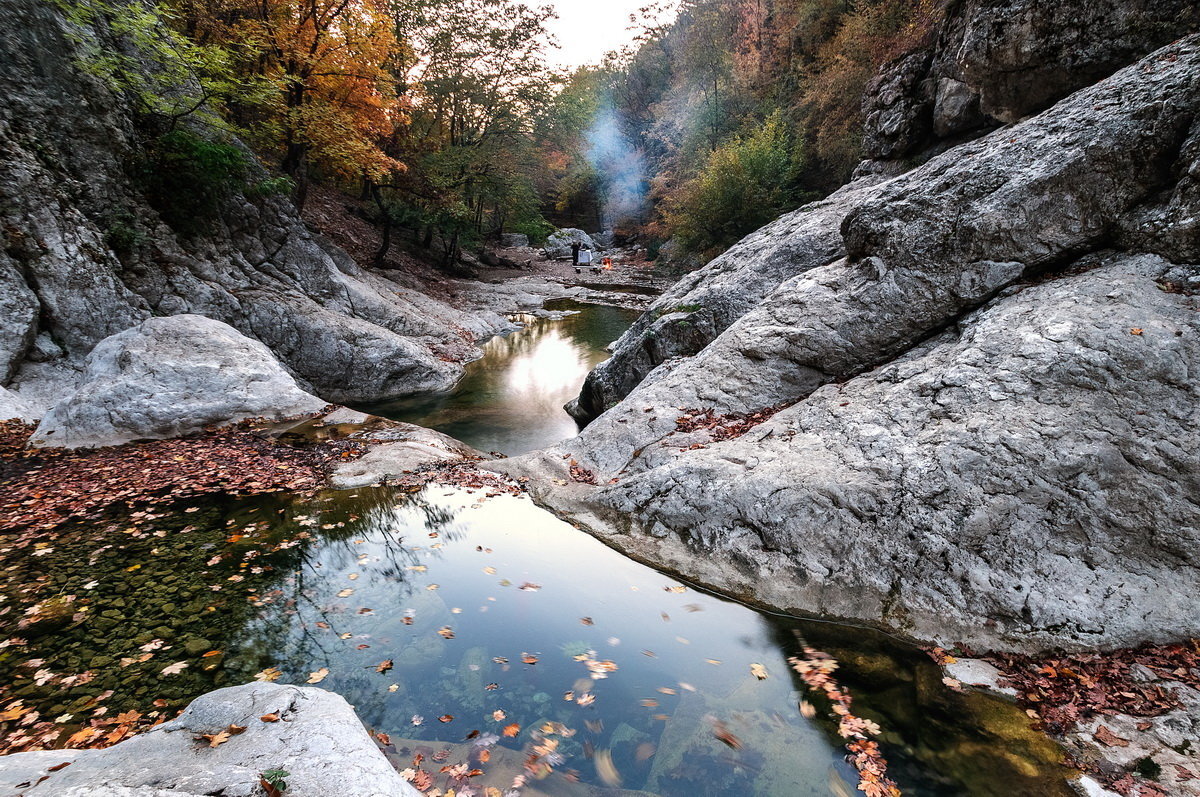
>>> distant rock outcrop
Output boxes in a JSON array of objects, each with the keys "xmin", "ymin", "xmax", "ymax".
[{"xmin": 543, "ymin": 228, "xmax": 597, "ymax": 259}]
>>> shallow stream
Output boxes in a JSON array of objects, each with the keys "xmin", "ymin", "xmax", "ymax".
[{"xmin": 0, "ymin": 304, "xmax": 1075, "ymax": 796}]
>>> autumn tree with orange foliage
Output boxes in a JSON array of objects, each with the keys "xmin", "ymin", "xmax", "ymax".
[{"xmin": 166, "ymin": 0, "xmax": 405, "ymax": 206}]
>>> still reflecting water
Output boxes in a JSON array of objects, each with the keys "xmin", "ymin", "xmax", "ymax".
[
  {"xmin": 1, "ymin": 487, "xmax": 1072, "ymax": 796},
  {"xmin": 364, "ymin": 301, "xmax": 639, "ymax": 455}
]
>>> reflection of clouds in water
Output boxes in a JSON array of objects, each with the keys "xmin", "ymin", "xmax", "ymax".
[{"xmin": 502, "ymin": 330, "xmax": 589, "ymax": 403}]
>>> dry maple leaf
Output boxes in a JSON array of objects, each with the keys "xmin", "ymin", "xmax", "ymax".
[
  {"xmin": 375, "ymin": 659, "xmax": 393, "ymax": 673},
  {"xmin": 255, "ymin": 667, "xmax": 283, "ymax": 682},
  {"xmin": 1094, "ymin": 725, "xmax": 1131, "ymax": 747},
  {"xmin": 160, "ymin": 661, "xmax": 188, "ymax": 676},
  {"xmin": 306, "ymin": 667, "xmax": 329, "ymax": 684},
  {"xmin": 502, "ymin": 722, "xmax": 521, "ymax": 737}
]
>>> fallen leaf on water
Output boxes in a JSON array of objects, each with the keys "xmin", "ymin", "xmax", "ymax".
[
  {"xmin": 439, "ymin": 714, "xmax": 455, "ymax": 723},
  {"xmin": 376, "ymin": 660, "xmax": 394, "ymax": 673},
  {"xmin": 388, "ymin": 684, "xmax": 400, "ymax": 692},
  {"xmin": 521, "ymin": 653, "xmax": 539, "ymax": 665},
  {"xmin": 492, "ymin": 709, "xmax": 506, "ymax": 721},
  {"xmin": 519, "ymin": 582, "xmax": 541, "ymax": 592},
  {"xmin": 255, "ymin": 667, "xmax": 283, "ymax": 682},
  {"xmin": 438, "ymin": 626, "xmax": 455, "ymax": 639},
  {"xmin": 426, "ymin": 584, "xmax": 439, "ymax": 591},
  {"xmin": 502, "ymin": 722, "xmax": 521, "ymax": 737},
  {"xmin": 636, "ymin": 742, "xmax": 656, "ymax": 762},
  {"xmin": 577, "ymin": 693, "xmax": 596, "ymax": 707},
  {"xmin": 750, "ymin": 663, "xmax": 769, "ymax": 680},
  {"xmin": 336, "ymin": 588, "xmax": 354, "ymax": 598},
  {"xmin": 664, "ymin": 585, "xmax": 686, "ymax": 593},
  {"xmin": 580, "ymin": 617, "xmax": 594, "ymax": 626},
  {"xmin": 483, "ymin": 566, "xmax": 497, "ymax": 575},
  {"xmin": 711, "ymin": 719, "xmax": 742, "ymax": 749},
  {"xmin": 306, "ymin": 667, "xmax": 329, "ymax": 684},
  {"xmin": 595, "ymin": 749, "xmax": 622, "ymax": 787},
  {"xmin": 160, "ymin": 661, "xmax": 188, "ymax": 677}
]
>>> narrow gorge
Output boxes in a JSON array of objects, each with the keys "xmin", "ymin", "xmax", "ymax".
[{"xmin": 0, "ymin": 0, "xmax": 1198, "ymax": 796}]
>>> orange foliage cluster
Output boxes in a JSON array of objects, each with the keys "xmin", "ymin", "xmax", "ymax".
[{"xmin": 790, "ymin": 648, "xmax": 901, "ymax": 797}]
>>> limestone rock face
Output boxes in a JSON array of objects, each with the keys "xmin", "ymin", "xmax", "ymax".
[
  {"xmin": 0, "ymin": 683, "xmax": 420, "ymax": 797},
  {"xmin": 568, "ymin": 174, "xmax": 895, "ymax": 422},
  {"xmin": 861, "ymin": 0, "xmax": 1200, "ymax": 162},
  {"xmin": 507, "ymin": 37, "xmax": 1200, "ymax": 653},
  {"xmin": 0, "ymin": 0, "xmax": 503, "ymax": 409},
  {"xmin": 31, "ymin": 315, "xmax": 327, "ymax": 449}
]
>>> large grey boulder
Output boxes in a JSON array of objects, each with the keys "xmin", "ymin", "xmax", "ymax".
[
  {"xmin": 0, "ymin": 683, "xmax": 420, "ymax": 797},
  {"xmin": 568, "ymin": 174, "xmax": 895, "ymax": 422},
  {"xmin": 31, "ymin": 315, "xmax": 326, "ymax": 449},
  {"xmin": 543, "ymin": 228, "xmax": 596, "ymax": 259},
  {"xmin": 507, "ymin": 253, "xmax": 1200, "ymax": 652}
]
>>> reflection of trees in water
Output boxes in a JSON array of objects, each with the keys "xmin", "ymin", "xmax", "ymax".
[
  {"xmin": 763, "ymin": 619, "xmax": 1072, "ymax": 797},
  {"xmin": 227, "ymin": 488, "xmax": 467, "ymax": 679}
]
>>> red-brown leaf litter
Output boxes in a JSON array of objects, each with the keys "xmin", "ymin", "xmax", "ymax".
[{"xmin": 0, "ymin": 419, "xmax": 364, "ymax": 537}]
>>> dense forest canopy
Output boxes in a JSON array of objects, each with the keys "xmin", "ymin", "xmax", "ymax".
[{"xmin": 65, "ymin": 0, "xmax": 943, "ymax": 265}]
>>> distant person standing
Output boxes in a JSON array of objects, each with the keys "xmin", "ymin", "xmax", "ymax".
[{"xmin": 571, "ymin": 241, "xmax": 581, "ymax": 265}]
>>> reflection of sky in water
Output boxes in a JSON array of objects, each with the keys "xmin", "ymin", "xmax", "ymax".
[
  {"xmin": 363, "ymin": 304, "xmax": 640, "ymax": 455},
  {"xmin": 227, "ymin": 488, "xmax": 854, "ymax": 796},
  {"xmin": 215, "ymin": 487, "xmax": 1070, "ymax": 797}
]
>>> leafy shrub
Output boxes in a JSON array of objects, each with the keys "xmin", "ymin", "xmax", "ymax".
[
  {"xmin": 664, "ymin": 112, "xmax": 800, "ymax": 258},
  {"xmin": 140, "ymin": 129, "xmax": 247, "ymax": 234}
]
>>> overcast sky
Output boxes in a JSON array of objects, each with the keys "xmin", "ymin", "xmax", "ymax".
[{"xmin": 544, "ymin": 0, "xmax": 677, "ymax": 71}]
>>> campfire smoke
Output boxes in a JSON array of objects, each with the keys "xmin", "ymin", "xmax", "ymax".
[{"xmin": 585, "ymin": 102, "xmax": 648, "ymax": 229}]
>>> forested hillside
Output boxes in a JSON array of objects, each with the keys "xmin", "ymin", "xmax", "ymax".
[
  {"xmin": 60, "ymin": 0, "xmax": 946, "ymax": 269},
  {"xmin": 544, "ymin": 0, "xmax": 943, "ymax": 259}
]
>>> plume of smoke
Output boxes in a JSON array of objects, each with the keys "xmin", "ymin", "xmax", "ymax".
[{"xmin": 585, "ymin": 103, "xmax": 647, "ymax": 229}]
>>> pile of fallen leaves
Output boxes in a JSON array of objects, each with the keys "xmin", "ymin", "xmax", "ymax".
[
  {"xmin": 386, "ymin": 460, "xmax": 526, "ymax": 497},
  {"xmin": 0, "ymin": 420, "xmax": 364, "ymax": 536},
  {"xmin": 790, "ymin": 648, "xmax": 901, "ymax": 797},
  {"xmin": 673, "ymin": 404, "xmax": 787, "ymax": 444},
  {"xmin": 984, "ymin": 641, "xmax": 1200, "ymax": 735}
]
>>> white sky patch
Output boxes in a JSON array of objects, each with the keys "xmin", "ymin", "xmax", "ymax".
[{"xmin": 544, "ymin": 0, "xmax": 678, "ymax": 71}]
